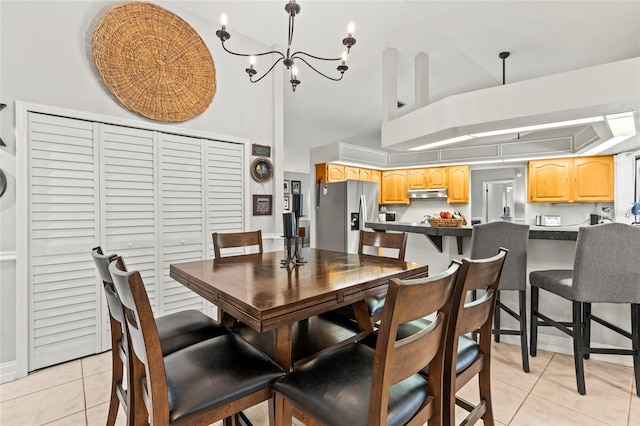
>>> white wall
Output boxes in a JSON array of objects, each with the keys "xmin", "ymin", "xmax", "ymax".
[{"xmin": 0, "ymin": 1, "xmax": 284, "ymax": 372}]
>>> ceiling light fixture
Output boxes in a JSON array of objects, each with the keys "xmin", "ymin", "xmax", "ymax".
[{"xmin": 216, "ymin": 1, "xmax": 356, "ymax": 92}]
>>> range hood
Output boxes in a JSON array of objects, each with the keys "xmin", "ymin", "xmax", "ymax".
[{"xmin": 408, "ymin": 188, "xmax": 447, "ymax": 199}]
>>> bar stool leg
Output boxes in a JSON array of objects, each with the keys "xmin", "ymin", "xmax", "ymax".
[
  {"xmin": 494, "ymin": 291, "xmax": 501, "ymax": 343},
  {"xmin": 530, "ymin": 286, "xmax": 539, "ymax": 357},
  {"xmin": 632, "ymin": 303, "xmax": 640, "ymax": 397},
  {"xmin": 583, "ymin": 302, "xmax": 591, "ymax": 360},
  {"xmin": 573, "ymin": 301, "xmax": 586, "ymax": 395},
  {"xmin": 519, "ymin": 289, "xmax": 530, "ymax": 372}
]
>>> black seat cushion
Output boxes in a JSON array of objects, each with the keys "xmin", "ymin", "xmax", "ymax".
[
  {"xmin": 156, "ymin": 310, "xmax": 232, "ymax": 356},
  {"xmin": 529, "ymin": 270, "xmax": 573, "ymax": 300},
  {"xmin": 163, "ymin": 334, "xmax": 284, "ymax": 423},
  {"xmin": 366, "ymin": 295, "xmax": 386, "ymax": 317},
  {"xmin": 273, "ymin": 343, "xmax": 428, "ymax": 426},
  {"xmin": 358, "ymin": 318, "xmax": 479, "ymax": 376}
]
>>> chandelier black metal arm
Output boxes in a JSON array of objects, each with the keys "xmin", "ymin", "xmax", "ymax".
[{"xmin": 215, "ymin": 1, "xmax": 356, "ymax": 92}]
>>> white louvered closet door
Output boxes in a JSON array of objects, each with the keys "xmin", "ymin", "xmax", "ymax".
[
  {"xmin": 158, "ymin": 133, "xmax": 207, "ymax": 314},
  {"xmin": 205, "ymin": 139, "xmax": 245, "ymax": 257},
  {"xmin": 28, "ymin": 113, "xmax": 102, "ymax": 370},
  {"xmin": 99, "ymin": 124, "xmax": 158, "ymax": 312}
]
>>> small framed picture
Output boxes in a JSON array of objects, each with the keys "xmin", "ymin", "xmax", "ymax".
[
  {"xmin": 291, "ymin": 180, "xmax": 301, "ymax": 194},
  {"xmin": 283, "ymin": 196, "xmax": 290, "ymax": 211},
  {"xmin": 252, "ymin": 195, "xmax": 273, "ymax": 216},
  {"xmin": 284, "ymin": 180, "xmax": 290, "ymax": 194}
]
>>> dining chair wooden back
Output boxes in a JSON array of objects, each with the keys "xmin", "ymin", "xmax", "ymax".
[
  {"xmin": 358, "ymin": 229, "xmax": 408, "ymax": 261},
  {"xmin": 443, "ymin": 248, "xmax": 508, "ymax": 426},
  {"xmin": 273, "ymin": 261, "xmax": 461, "ymax": 426},
  {"xmin": 92, "ymin": 247, "xmax": 233, "ymax": 425},
  {"xmin": 109, "ymin": 258, "xmax": 284, "ymax": 425},
  {"xmin": 91, "ymin": 247, "xmax": 128, "ymax": 426},
  {"xmin": 212, "ymin": 229, "xmax": 263, "ymax": 259}
]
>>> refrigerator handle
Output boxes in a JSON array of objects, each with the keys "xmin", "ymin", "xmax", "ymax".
[{"xmin": 360, "ymin": 194, "xmax": 367, "ymax": 230}]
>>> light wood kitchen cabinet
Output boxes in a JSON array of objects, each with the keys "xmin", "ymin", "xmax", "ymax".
[
  {"xmin": 571, "ymin": 156, "xmax": 614, "ymax": 202},
  {"xmin": 344, "ymin": 166, "xmax": 360, "ymax": 180},
  {"xmin": 371, "ymin": 169, "xmax": 382, "ymax": 204},
  {"xmin": 447, "ymin": 165, "xmax": 469, "ymax": 204},
  {"xmin": 528, "ymin": 158, "xmax": 571, "ymax": 202},
  {"xmin": 359, "ymin": 168, "xmax": 373, "ymax": 181},
  {"xmin": 528, "ymin": 156, "xmax": 613, "ymax": 203},
  {"xmin": 315, "ymin": 163, "xmax": 346, "ymax": 183},
  {"xmin": 425, "ymin": 167, "xmax": 448, "ymax": 189},
  {"xmin": 381, "ymin": 170, "xmax": 410, "ymax": 205},
  {"xmin": 408, "ymin": 168, "xmax": 427, "ymax": 189}
]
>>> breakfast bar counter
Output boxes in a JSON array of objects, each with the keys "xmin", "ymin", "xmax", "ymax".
[{"xmin": 365, "ymin": 221, "xmax": 579, "ymax": 254}]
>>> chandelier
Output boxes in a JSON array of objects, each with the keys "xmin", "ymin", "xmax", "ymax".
[{"xmin": 215, "ymin": 1, "xmax": 356, "ymax": 92}]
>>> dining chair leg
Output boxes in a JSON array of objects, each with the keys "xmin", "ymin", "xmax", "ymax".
[
  {"xmin": 632, "ymin": 303, "xmax": 640, "ymax": 397},
  {"xmin": 274, "ymin": 393, "xmax": 293, "ymax": 426},
  {"xmin": 582, "ymin": 302, "xmax": 591, "ymax": 360},
  {"xmin": 530, "ymin": 286, "xmax": 539, "ymax": 357},
  {"xmin": 107, "ymin": 363, "xmax": 120, "ymax": 426},
  {"xmin": 494, "ymin": 291, "xmax": 501, "ymax": 343},
  {"xmin": 519, "ymin": 289, "xmax": 530, "ymax": 373},
  {"xmin": 478, "ymin": 362, "xmax": 495, "ymax": 426},
  {"xmin": 573, "ymin": 301, "xmax": 586, "ymax": 395}
]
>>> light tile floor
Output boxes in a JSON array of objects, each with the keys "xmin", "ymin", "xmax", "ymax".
[{"xmin": 1, "ymin": 342, "xmax": 637, "ymax": 425}]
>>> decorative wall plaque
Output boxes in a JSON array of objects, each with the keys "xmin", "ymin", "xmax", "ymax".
[{"xmin": 92, "ymin": 2, "xmax": 216, "ymax": 122}]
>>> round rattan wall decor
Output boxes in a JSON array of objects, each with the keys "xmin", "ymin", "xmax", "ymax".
[{"xmin": 92, "ymin": 2, "xmax": 216, "ymax": 122}]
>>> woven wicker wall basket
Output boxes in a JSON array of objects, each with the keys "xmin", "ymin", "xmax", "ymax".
[{"xmin": 92, "ymin": 2, "xmax": 216, "ymax": 122}]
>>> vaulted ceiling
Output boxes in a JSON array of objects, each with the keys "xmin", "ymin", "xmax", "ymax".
[{"xmin": 172, "ymin": 1, "xmax": 640, "ymax": 171}]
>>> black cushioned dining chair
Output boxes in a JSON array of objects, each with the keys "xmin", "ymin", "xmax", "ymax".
[
  {"xmin": 109, "ymin": 257, "xmax": 285, "ymax": 425},
  {"xmin": 529, "ymin": 222, "xmax": 640, "ymax": 395},
  {"xmin": 91, "ymin": 247, "xmax": 232, "ymax": 426},
  {"xmin": 470, "ymin": 222, "xmax": 530, "ymax": 372},
  {"xmin": 273, "ymin": 261, "xmax": 461, "ymax": 426},
  {"xmin": 323, "ymin": 230, "xmax": 409, "ymax": 330},
  {"xmin": 443, "ymin": 249, "xmax": 507, "ymax": 426}
]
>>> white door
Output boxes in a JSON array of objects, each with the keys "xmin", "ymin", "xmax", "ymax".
[{"xmin": 28, "ymin": 113, "xmax": 103, "ymax": 369}]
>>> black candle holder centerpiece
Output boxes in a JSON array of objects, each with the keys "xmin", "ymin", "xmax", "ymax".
[{"xmin": 281, "ymin": 194, "xmax": 306, "ymax": 268}]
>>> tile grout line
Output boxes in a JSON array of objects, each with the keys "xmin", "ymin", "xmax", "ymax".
[
  {"xmin": 81, "ymin": 359, "xmax": 89, "ymax": 426},
  {"xmin": 506, "ymin": 352, "xmax": 555, "ymax": 425}
]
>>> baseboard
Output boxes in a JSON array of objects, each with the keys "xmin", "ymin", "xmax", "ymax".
[
  {"xmin": 497, "ymin": 333, "xmax": 634, "ymax": 368},
  {"xmin": 0, "ymin": 360, "xmax": 17, "ymax": 384}
]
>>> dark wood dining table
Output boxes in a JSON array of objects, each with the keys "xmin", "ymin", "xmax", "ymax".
[{"xmin": 169, "ymin": 248, "xmax": 428, "ymax": 371}]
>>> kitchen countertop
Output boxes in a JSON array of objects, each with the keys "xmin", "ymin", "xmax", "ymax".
[{"xmin": 365, "ymin": 221, "xmax": 579, "ymax": 254}]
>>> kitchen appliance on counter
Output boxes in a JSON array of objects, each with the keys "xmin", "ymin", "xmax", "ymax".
[
  {"xmin": 378, "ymin": 210, "xmax": 396, "ymax": 221},
  {"xmin": 537, "ymin": 215, "xmax": 562, "ymax": 227},
  {"xmin": 316, "ymin": 180, "xmax": 379, "ymax": 254}
]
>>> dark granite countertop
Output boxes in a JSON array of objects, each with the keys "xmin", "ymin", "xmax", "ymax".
[{"xmin": 365, "ymin": 221, "xmax": 579, "ymax": 254}]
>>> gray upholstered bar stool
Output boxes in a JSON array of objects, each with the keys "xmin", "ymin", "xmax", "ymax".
[
  {"xmin": 470, "ymin": 221, "xmax": 531, "ymax": 372},
  {"xmin": 529, "ymin": 222, "xmax": 640, "ymax": 395}
]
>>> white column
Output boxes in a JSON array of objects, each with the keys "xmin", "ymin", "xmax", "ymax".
[
  {"xmin": 415, "ymin": 52, "xmax": 429, "ymax": 108},
  {"xmin": 382, "ymin": 48, "xmax": 399, "ymax": 122}
]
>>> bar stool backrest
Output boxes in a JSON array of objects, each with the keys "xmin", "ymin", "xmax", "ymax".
[
  {"xmin": 572, "ymin": 223, "xmax": 640, "ymax": 303},
  {"xmin": 470, "ymin": 222, "xmax": 529, "ymax": 291}
]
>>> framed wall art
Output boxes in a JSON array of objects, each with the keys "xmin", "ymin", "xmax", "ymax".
[
  {"xmin": 283, "ymin": 196, "xmax": 290, "ymax": 211},
  {"xmin": 250, "ymin": 157, "xmax": 274, "ymax": 182},
  {"xmin": 291, "ymin": 180, "xmax": 301, "ymax": 194},
  {"xmin": 284, "ymin": 180, "xmax": 290, "ymax": 194},
  {"xmin": 252, "ymin": 194, "xmax": 273, "ymax": 216}
]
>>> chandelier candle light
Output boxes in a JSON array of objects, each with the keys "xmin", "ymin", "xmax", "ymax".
[{"xmin": 216, "ymin": 1, "xmax": 356, "ymax": 92}]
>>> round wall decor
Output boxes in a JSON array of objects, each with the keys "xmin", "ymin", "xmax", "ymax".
[
  {"xmin": 251, "ymin": 157, "xmax": 274, "ymax": 182},
  {"xmin": 92, "ymin": 2, "xmax": 216, "ymax": 122}
]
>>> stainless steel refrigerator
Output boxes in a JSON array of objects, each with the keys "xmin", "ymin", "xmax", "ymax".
[{"xmin": 315, "ymin": 180, "xmax": 379, "ymax": 253}]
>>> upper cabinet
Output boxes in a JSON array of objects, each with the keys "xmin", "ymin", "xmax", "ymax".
[
  {"xmin": 447, "ymin": 165, "xmax": 469, "ymax": 204},
  {"xmin": 528, "ymin": 155, "xmax": 613, "ymax": 203},
  {"xmin": 426, "ymin": 167, "xmax": 448, "ymax": 189},
  {"xmin": 408, "ymin": 169, "xmax": 427, "ymax": 189},
  {"xmin": 344, "ymin": 166, "xmax": 360, "ymax": 181},
  {"xmin": 316, "ymin": 163, "xmax": 345, "ymax": 183},
  {"xmin": 359, "ymin": 168, "xmax": 373, "ymax": 181},
  {"xmin": 370, "ymin": 169, "xmax": 382, "ymax": 204},
  {"xmin": 381, "ymin": 170, "xmax": 410, "ymax": 205}
]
